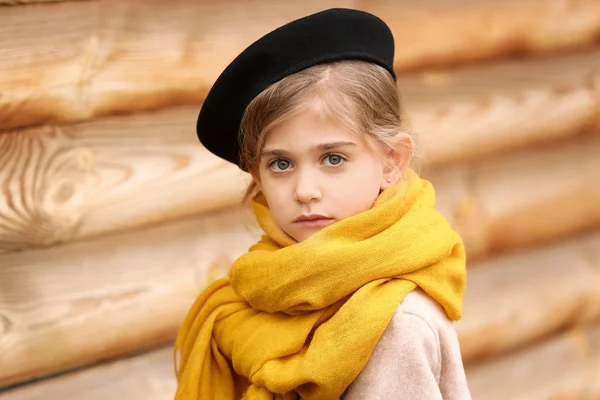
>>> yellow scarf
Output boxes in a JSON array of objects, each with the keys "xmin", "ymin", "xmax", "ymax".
[{"xmin": 174, "ymin": 169, "xmax": 466, "ymax": 400}]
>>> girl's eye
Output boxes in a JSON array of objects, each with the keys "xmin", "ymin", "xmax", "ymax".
[
  {"xmin": 324, "ymin": 154, "xmax": 344, "ymax": 166},
  {"xmin": 270, "ymin": 159, "xmax": 292, "ymax": 171}
]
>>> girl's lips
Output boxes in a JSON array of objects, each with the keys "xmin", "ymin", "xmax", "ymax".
[{"xmin": 293, "ymin": 218, "xmax": 334, "ymax": 228}]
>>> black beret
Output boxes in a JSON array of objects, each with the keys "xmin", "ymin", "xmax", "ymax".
[{"xmin": 196, "ymin": 8, "xmax": 396, "ymax": 170}]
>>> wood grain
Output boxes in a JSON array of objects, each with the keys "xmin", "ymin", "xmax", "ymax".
[
  {"xmin": 0, "ymin": 347, "xmax": 177, "ymax": 400},
  {"xmin": 400, "ymin": 48, "xmax": 600, "ymax": 167},
  {"xmin": 2, "ymin": 57, "xmax": 600, "ymax": 253},
  {"xmin": 429, "ymin": 135, "xmax": 600, "ymax": 260},
  {"xmin": 458, "ymin": 231, "xmax": 600, "ymax": 363},
  {"xmin": 466, "ymin": 323, "xmax": 600, "ymax": 400},
  {"xmin": 1, "ymin": 0, "xmax": 600, "ymax": 130},
  {"xmin": 0, "ymin": 108, "xmax": 250, "ymax": 252},
  {"xmin": 0, "ymin": 206, "xmax": 261, "ymax": 387}
]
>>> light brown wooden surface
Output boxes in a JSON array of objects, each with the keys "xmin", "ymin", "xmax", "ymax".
[
  {"xmin": 0, "ymin": 0, "xmax": 87, "ymax": 4},
  {"xmin": 466, "ymin": 323, "xmax": 600, "ymax": 400},
  {"xmin": 2, "ymin": 88, "xmax": 599, "ymax": 254},
  {"xmin": 378, "ymin": 0, "xmax": 600, "ymax": 71},
  {"xmin": 399, "ymin": 49, "xmax": 600, "ymax": 167},
  {"xmin": 1, "ymin": 0, "xmax": 599, "ymax": 130},
  {"xmin": 458, "ymin": 231, "xmax": 600, "ymax": 363},
  {"xmin": 0, "ymin": 347, "xmax": 177, "ymax": 400},
  {"xmin": 0, "ymin": 206, "xmax": 261, "ymax": 387},
  {"xmin": 0, "ymin": 107, "xmax": 250, "ymax": 252},
  {"xmin": 429, "ymin": 135, "xmax": 600, "ymax": 259},
  {"xmin": 2, "ymin": 322, "xmax": 599, "ymax": 400}
]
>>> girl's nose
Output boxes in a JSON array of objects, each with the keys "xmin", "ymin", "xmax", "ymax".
[{"xmin": 294, "ymin": 170, "xmax": 322, "ymax": 203}]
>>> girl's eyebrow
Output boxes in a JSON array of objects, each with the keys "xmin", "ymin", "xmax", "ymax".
[
  {"xmin": 260, "ymin": 141, "xmax": 357, "ymax": 158},
  {"xmin": 260, "ymin": 148, "xmax": 289, "ymax": 158},
  {"xmin": 312, "ymin": 141, "xmax": 357, "ymax": 151}
]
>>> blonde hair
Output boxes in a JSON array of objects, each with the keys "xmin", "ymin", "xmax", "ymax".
[{"xmin": 239, "ymin": 59, "xmax": 419, "ymax": 202}]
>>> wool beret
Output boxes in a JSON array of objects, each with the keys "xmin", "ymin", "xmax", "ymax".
[{"xmin": 196, "ymin": 8, "xmax": 396, "ymax": 170}]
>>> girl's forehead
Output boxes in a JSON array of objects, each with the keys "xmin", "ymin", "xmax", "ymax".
[{"xmin": 265, "ymin": 110, "xmax": 358, "ymax": 148}]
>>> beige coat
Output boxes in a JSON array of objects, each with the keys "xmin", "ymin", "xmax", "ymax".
[{"xmin": 300, "ymin": 288, "xmax": 471, "ymax": 399}]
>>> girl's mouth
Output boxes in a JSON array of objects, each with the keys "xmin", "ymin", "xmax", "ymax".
[{"xmin": 293, "ymin": 217, "xmax": 334, "ymax": 227}]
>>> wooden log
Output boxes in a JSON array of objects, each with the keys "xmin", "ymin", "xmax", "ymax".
[
  {"xmin": 0, "ymin": 107, "xmax": 250, "ymax": 252},
  {"xmin": 1, "ymin": 323, "xmax": 599, "ymax": 400},
  {"xmin": 0, "ymin": 347, "xmax": 177, "ymax": 400},
  {"xmin": 429, "ymin": 135, "xmax": 600, "ymax": 259},
  {"xmin": 399, "ymin": 49, "xmax": 600, "ymax": 167},
  {"xmin": 458, "ymin": 231, "xmax": 600, "ymax": 363},
  {"xmin": 0, "ymin": 206, "xmax": 261, "ymax": 388},
  {"xmin": 1, "ymin": 0, "xmax": 600, "ymax": 130},
  {"xmin": 1, "ymin": 77, "xmax": 599, "ymax": 254},
  {"xmin": 382, "ymin": 0, "xmax": 600, "ymax": 72},
  {"xmin": 466, "ymin": 323, "xmax": 600, "ymax": 400}
]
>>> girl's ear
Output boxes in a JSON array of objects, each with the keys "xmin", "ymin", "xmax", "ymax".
[
  {"xmin": 380, "ymin": 135, "xmax": 414, "ymax": 190},
  {"xmin": 250, "ymin": 170, "xmax": 262, "ymax": 191}
]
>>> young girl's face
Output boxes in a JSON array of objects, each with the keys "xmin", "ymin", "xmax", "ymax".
[{"xmin": 254, "ymin": 101, "xmax": 400, "ymax": 242}]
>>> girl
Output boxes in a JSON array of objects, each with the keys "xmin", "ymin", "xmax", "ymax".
[{"xmin": 175, "ymin": 8, "xmax": 470, "ymax": 400}]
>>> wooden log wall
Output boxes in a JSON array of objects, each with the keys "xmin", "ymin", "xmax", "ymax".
[
  {"xmin": 3, "ymin": 320, "xmax": 600, "ymax": 400},
  {"xmin": 1, "ymin": 0, "xmax": 600, "ymax": 398},
  {"xmin": 1, "ymin": 0, "xmax": 600, "ymax": 130},
  {"xmin": 2, "ymin": 213, "xmax": 599, "ymax": 389},
  {"xmin": 0, "ymin": 207, "xmax": 260, "ymax": 387},
  {"xmin": 2, "ymin": 48, "xmax": 599, "ymax": 253}
]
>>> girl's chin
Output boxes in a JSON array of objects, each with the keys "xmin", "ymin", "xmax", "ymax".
[{"xmin": 288, "ymin": 223, "xmax": 335, "ymax": 242}]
